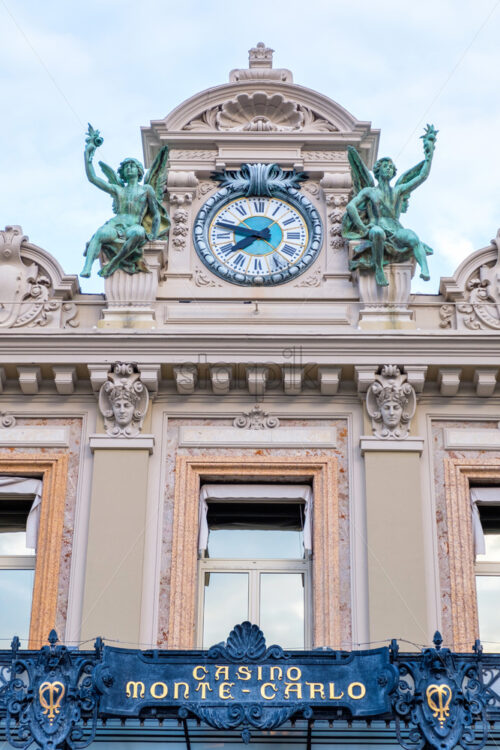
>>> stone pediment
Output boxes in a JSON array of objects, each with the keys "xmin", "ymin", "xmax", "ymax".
[
  {"xmin": 0, "ymin": 225, "xmax": 79, "ymax": 329},
  {"xmin": 142, "ymin": 44, "xmax": 379, "ymax": 170},
  {"xmin": 163, "ymin": 81, "xmax": 366, "ymax": 135},
  {"xmin": 439, "ymin": 229, "xmax": 500, "ymax": 330}
]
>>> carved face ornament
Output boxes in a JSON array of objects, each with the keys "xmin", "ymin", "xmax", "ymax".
[{"xmin": 366, "ymin": 368, "xmax": 416, "ymax": 439}]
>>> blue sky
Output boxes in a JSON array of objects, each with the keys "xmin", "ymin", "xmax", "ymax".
[{"xmin": 1, "ymin": 0, "xmax": 499, "ymax": 294}]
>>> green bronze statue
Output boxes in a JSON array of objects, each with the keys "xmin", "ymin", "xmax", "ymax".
[
  {"xmin": 342, "ymin": 124, "xmax": 438, "ymax": 286},
  {"xmin": 81, "ymin": 125, "xmax": 170, "ymax": 278}
]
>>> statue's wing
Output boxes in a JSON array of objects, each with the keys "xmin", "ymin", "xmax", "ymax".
[
  {"xmin": 347, "ymin": 146, "xmax": 374, "ymax": 194},
  {"xmin": 98, "ymin": 161, "xmax": 122, "ymax": 186},
  {"xmin": 145, "ymin": 146, "xmax": 169, "ymax": 201},
  {"xmin": 395, "ymin": 160, "xmax": 425, "ymax": 187}
]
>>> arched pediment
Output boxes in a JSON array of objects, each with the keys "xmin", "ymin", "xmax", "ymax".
[
  {"xmin": 163, "ymin": 81, "xmax": 367, "ymax": 135},
  {"xmin": 0, "ymin": 225, "xmax": 79, "ymax": 329},
  {"xmin": 440, "ymin": 231, "xmax": 500, "ymax": 301}
]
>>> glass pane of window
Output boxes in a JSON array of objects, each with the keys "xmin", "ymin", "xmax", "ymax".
[
  {"xmin": 477, "ymin": 533, "xmax": 500, "ymax": 561},
  {"xmin": 206, "ymin": 502, "xmax": 305, "ymax": 559},
  {"xmin": 260, "ymin": 573, "xmax": 304, "ymax": 648},
  {"xmin": 202, "ymin": 572, "xmax": 248, "ymax": 648},
  {"xmin": 0, "ymin": 531, "xmax": 31, "ymax": 555},
  {"xmin": 208, "ymin": 529, "xmax": 303, "ymax": 559},
  {"xmin": 476, "ymin": 576, "xmax": 500, "ymax": 650},
  {"xmin": 0, "ymin": 569, "xmax": 34, "ymax": 645}
]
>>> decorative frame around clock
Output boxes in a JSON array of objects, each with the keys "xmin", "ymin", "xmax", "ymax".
[{"xmin": 193, "ymin": 163, "xmax": 323, "ymax": 286}]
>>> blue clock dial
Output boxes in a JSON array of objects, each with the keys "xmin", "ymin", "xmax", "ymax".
[{"xmin": 193, "ymin": 171, "xmax": 323, "ymax": 286}]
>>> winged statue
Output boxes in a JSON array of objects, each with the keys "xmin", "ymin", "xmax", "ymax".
[
  {"xmin": 342, "ymin": 124, "xmax": 438, "ymax": 286},
  {"xmin": 81, "ymin": 124, "xmax": 170, "ymax": 278}
]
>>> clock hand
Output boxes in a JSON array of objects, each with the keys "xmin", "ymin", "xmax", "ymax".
[
  {"xmin": 216, "ymin": 222, "xmax": 271, "ymax": 240},
  {"xmin": 216, "ymin": 222, "xmax": 255, "ymax": 236},
  {"xmin": 229, "ymin": 236, "xmax": 260, "ymax": 252}
]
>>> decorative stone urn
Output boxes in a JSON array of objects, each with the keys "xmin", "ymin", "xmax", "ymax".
[
  {"xmin": 99, "ymin": 243, "xmax": 165, "ymax": 329},
  {"xmin": 351, "ymin": 255, "xmax": 416, "ymax": 329}
]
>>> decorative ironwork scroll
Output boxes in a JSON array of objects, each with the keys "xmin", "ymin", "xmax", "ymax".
[
  {"xmin": 0, "ymin": 624, "xmax": 497, "ymax": 750},
  {"xmin": 4, "ymin": 630, "xmax": 101, "ymax": 750},
  {"xmin": 390, "ymin": 632, "xmax": 488, "ymax": 750}
]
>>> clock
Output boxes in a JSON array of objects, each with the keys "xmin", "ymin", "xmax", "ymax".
[{"xmin": 193, "ymin": 164, "xmax": 323, "ymax": 286}]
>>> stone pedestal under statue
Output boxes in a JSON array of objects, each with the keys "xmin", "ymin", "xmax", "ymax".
[
  {"xmin": 98, "ymin": 244, "xmax": 164, "ymax": 329},
  {"xmin": 352, "ymin": 259, "xmax": 416, "ymax": 330}
]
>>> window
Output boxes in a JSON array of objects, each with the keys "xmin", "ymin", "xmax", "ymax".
[
  {"xmin": 472, "ymin": 487, "xmax": 500, "ymax": 651},
  {"xmin": 197, "ymin": 484, "xmax": 312, "ymax": 650},
  {"xmin": 0, "ymin": 478, "xmax": 41, "ymax": 646}
]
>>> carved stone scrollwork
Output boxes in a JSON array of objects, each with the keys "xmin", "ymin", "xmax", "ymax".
[
  {"xmin": 233, "ymin": 405, "xmax": 279, "ymax": 430},
  {"xmin": 294, "ymin": 269, "xmax": 321, "ymax": 287},
  {"xmin": 439, "ymin": 304, "xmax": 455, "ymax": 328},
  {"xmin": 171, "ymin": 209, "xmax": 189, "ymax": 251},
  {"xmin": 327, "ymin": 195, "xmax": 349, "ymax": 251},
  {"xmin": 0, "ymin": 412, "xmax": 16, "ymax": 428},
  {"xmin": 440, "ymin": 229, "xmax": 500, "ymax": 330},
  {"xmin": 194, "ymin": 267, "xmax": 222, "ymax": 287},
  {"xmin": 98, "ymin": 363, "xmax": 149, "ymax": 437},
  {"xmin": 457, "ymin": 268, "xmax": 500, "ymax": 330},
  {"xmin": 366, "ymin": 365, "xmax": 416, "ymax": 439},
  {"xmin": 0, "ymin": 226, "xmax": 79, "ymax": 329},
  {"xmin": 199, "ymin": 181, "xmax": 216, "ymax": 196}
]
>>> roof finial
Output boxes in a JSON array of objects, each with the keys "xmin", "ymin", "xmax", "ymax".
[{"xmin": 249, "ymin": 42, "xmax": 274, "ymax": 69}]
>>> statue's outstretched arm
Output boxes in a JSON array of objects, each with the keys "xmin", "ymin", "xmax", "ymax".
[
  {"xmin": 84, "ymin": 125, "xmax": 117, "ymax": 196},
  {"xmin": 396, "ymin": 124, "xmax": 438, "ymax": 195}
]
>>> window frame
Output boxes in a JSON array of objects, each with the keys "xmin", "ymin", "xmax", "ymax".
[
  {"xmin": 0, "ymin": 454, "xmax": 69, "ymax": 648},
  {"xmin": 169, "ymin": 456, "xmax": 341, "ymax": 650},
  {"xmin": 442, "ymin": 458, "xmax": 500, "ymax": 650},
  {"xmin": 197, "ymin": 554, "xmax": 312, "ymax": 649}
]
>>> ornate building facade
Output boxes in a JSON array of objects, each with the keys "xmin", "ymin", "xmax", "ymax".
[{"xmin": 0, "ymin": 44, "xmax": 499, "ymax": 750}]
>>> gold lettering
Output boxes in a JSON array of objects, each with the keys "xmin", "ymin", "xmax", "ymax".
[
  {"xmin": 347, "ymin": 682, "xmax": 366, "ymax": 700},
  {"xmin": 270, "ymin": 667, "xmax": 283, "ymax": 681},
  {"xmin": 236, "ymin": 666, "xmax": 252, "ymax": 681},
  {"xmin": 215, "ymin": 666, "xmax": 229, "ymax": 681},
  {"xmin": 219, "ymin": 682, "xmax": 235, "ymax": 700},
  {"xmin": 150, "ymin": 682, "xmax": 168, "ymax": 699},
  {"xmin": 195, "ymin": 682, "xmax": 213, "ymax": 700},
  {"xmin": 261, "ymin": 682, "xmax": 277, "ymax": 700},
  {"xmin": 306, "ymin": 682, "xmax": 325, "ymax": 700},
  {"xmin": 126, "ymin": 681, "xmax": 145, "ymax": 699},
  {"xmin": 257, "ymin": 666, "xmax": 263, "ymax": 681},
  {"xmin": 329, "ymin": 683, "xmax": 344, "ymax": 700},
  {"xmin": 286, "ymin": 667, "xmax": 301, "ymax": 681},
  {"xmin": 284, "ymin": 682, "xmax": 302, "ymax": 699},
  {"xmin": 193, "ymin": 665, "xmax": 208, "ymax": 681},
  {"xmin": 174, "ymin": 682, "xmax": 190, "ymax": 699}
]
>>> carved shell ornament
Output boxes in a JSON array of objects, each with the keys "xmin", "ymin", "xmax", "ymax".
[
  {"xmin": 217, "ymin": 92, "xmax": 303, "ymax": 131},
  {"xmin": 183, "ymin": 92, "xmax": 337, "ymax": 133}
]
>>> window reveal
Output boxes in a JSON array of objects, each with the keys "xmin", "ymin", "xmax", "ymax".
[{"xmin": 197, "ymin": 484, "xmax": 312, "ymax": 650}]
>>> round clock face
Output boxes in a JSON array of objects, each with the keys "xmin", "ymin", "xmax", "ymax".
[
  {"xmin": 194, "ymin": 188, "xmax": 323, "ymax": 286},
  {"xmin": 209, "ymin": 196, "xmax": 308, "ymax": 281}
]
